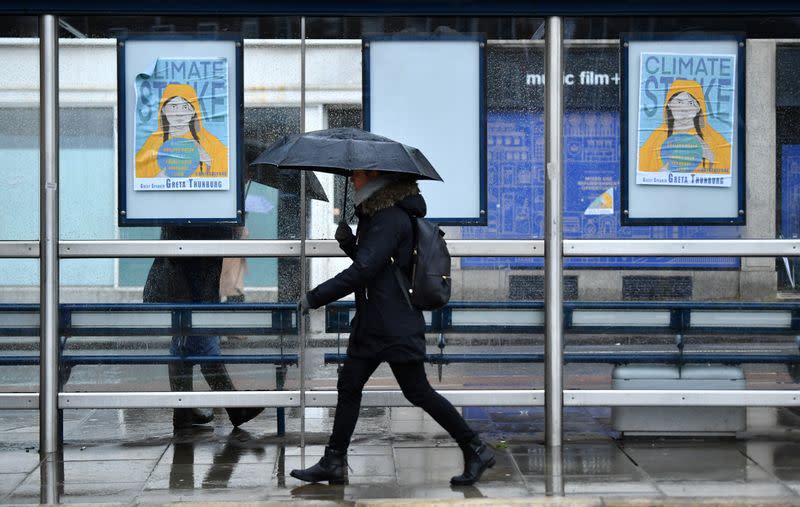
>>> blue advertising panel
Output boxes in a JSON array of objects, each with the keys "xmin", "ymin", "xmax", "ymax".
[
  {"xmin": 461, "ymin": 111, "xmax": 740, "ymax": 268},
  {"xmin": 781, "ymin": 145, "xmax": 800, "ymax": 240}
]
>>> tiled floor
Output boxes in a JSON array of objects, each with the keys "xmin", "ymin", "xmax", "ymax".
[{"xmin": 4, "ymin": 405, "xmax": 800, "ymax": 505}]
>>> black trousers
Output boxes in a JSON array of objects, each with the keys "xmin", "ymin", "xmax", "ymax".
[{"xmin": 328, "ymin": 355, "xmax": 476, "ymax": 452}]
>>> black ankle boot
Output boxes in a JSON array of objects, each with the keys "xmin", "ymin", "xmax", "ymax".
[
  {"xmin": 290, "ymin": 446, "xmax": 348, "ymax": 484},
  {"xmin": 169, "ymin": 362, "xmax": 215, "ymax": 430},
  {"xmin": 227, "ymin": 407, "xmax": 265, "ymax": 427},
  {"xmin": 450, "ymin": 438, "xmax": 495, "ymax": 486},
  {"xmin": 172, "ymin": 408, "xmax": 214, "ymax": 430},
  {"xmin": 200, "ymin": 363, "xmax": 265, "ymax": 427}
]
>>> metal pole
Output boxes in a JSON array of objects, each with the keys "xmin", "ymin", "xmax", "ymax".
[
  {"xmin": 544, "ymin": 16, "xmax": 564, "ymax": 449},
  {"xmin": 298, "ymin": 16, "xmax": 308, "ymax": 450},
  {"xmin": 39, "ymin": 14, "xmax": 60, "ymax": 456},
  {"xmin": 544, "ymin": 444, "xmax": 564, "ymax": 496},
  {"xmin": 39, "ymin": 454, "xmax": 62, "ymax": 505}
]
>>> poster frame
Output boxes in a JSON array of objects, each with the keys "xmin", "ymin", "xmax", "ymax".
[
  {"xmin": 363, "ymin": 34, "xmax": 487, "ymax": 225},
  {"xmin": 620, "ymin": 32, "xmax": 746, "ymax": 226},
  {"xmin": 117, "ymin": 34, "xmax": 244, "ymax": 226}
]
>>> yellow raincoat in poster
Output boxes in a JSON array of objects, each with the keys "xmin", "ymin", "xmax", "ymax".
[
  {"xmin": 135, "ymin": 83, "xmax": 228, "ymax": 180},
  {"xmin": 638, "ymin": 79, "xmax": 731, "ymax": 175}
]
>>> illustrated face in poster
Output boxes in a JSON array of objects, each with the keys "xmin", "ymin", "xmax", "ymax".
[
  {"xmin": 636, "ymin": 53, "xmax": 735, "ymax": 187},
  {"xmin": 133, "ymin": 58, "xmax": 230, "ymax": 191}
]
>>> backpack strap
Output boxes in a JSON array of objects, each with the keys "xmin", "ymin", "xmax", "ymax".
[
  {"xmin": 407, "ymin": 212, "xmax": 419, "ymax": 255},
  {"xmin": 391, "ymin": 207, "xmax": 417, "ymax": 310},
  {"xmin": 392, "ymin": 258, "xmax": 414, "ymax": 310}
]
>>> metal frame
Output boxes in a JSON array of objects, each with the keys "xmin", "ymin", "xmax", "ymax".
[
  {"xmin": 6, "ymin": 238, "xmax": 800, "ymax": 259},
  {"xmin": 116, "ymin": 33, "xmax": 245, "ymax": 226},
  {"xmin": 39, "ymin": 13, "xmax": 60, "ymax": 455},
  {"xmin": 619, "ymin": 32, "xmax": 746, "ymax": 226},
  {"xmin": 2, "ymin": 1, "xmax": 800, "ymax": 16},
  {"xmin": 9, "ymin": 10, "xmax": 800, "ymax": 458},
  {"xmin": 0, "ymin": 394, "xmax": 38, "ymax": 410},
  {"xmin": 49, "ymin": 390, "xmax": 800, "ymax": 409},
  {"xmin": 362, "ymin": 33, "xmax": 488, "ymax": 225},
  {"xmin": 298, "ymin": 15, "xmax": 308, "ymax": 449},
  {"xmin": 544, "ymin": 15, "xmax": 564, "ymax": 449},
  {"xmin": 9, "ymin": 390, "xmax": 800, "ymax": 411}
]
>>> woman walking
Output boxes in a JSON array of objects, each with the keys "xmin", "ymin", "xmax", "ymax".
[{"xmin": 290, "ymin": 169, "xmax": 494, "ymax": 486}]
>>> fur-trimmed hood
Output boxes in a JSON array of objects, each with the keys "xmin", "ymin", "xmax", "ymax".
[{"xmin": 359, "ymin": 179, "xmax": 426, "ymax": 217}]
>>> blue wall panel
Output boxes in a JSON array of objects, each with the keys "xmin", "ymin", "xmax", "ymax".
[
  {"xmin": 461, "ymin": 112, "xmax": 740, "ymax": 269},
  {"xmin": 781, "ymin": 145, "xmax": 800, "ymax": 240}
]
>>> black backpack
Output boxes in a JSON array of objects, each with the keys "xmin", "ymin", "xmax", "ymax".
[{"xmin": 393, "ymin": 213, "xmax": 452, "ymax": 310}]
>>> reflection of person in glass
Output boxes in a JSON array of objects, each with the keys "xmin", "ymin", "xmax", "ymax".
[
  {"xmin": 639, "ymin": 79, "xmax": 731, "ymax": 173},
  {"xmin": 135, "ymin": 83, "xmax": 228, "ymax": 178},
  {"xmin": 144, "ymin": 225, "xmax": 263, "ymax": 431}
]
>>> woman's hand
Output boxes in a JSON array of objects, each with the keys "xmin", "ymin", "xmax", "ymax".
[
  {"xmin": 334, "ymin": 220, "xmax": 356, "ymax": 257},
  {"xmin": 335, "ymin": 221, "xmax": 354, "ymax": 244}
]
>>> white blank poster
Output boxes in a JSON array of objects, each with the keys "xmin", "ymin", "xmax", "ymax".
[{"xmin": 366, "ymin": 38, "xmax": 484, "ymax": 223}]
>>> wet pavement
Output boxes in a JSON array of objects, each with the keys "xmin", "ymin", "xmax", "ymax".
[
  {"xmin": 3, "ymin": 340, "xmax": 800, "ymax": 505},
  {"xmin": 5, "ymin": 404, "xmax": 800, "ymax": 505}
]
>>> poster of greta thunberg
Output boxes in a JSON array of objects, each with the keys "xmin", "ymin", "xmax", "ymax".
[
  {"xmin": 636, "ymin": 52, "xmax": 736, "ymax": 188},
  {"xmin": 621, "ymin": 35, "xmax": 743, "ymax": 226},
  {"xmin": 118, "ymin": 36, "xmax": 243, "ymax": 226},
  {"xmin": 134, "ymin": 57, "xmax": 230, "ymax": 191}
]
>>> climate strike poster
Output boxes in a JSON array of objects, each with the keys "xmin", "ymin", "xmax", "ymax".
[
  {"xmin": 636, "ymin": 52, "xmax": 735, "ymax": 187},
  {"xmin": 133, "ymin": 57, "xmax": 230, "ymax": 191}
]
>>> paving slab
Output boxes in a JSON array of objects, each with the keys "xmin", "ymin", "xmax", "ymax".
[{"xmin": 2, "ymin": 406, "xmax": 800, "ymax": 505}]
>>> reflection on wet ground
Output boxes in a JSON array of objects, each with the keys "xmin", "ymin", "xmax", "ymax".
[{"xmin": 5, "ymin": 405, "xmax": 800, "ymax": 504}]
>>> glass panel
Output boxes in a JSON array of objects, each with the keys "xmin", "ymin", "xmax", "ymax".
[
  {"xmin": 61, "ymin": 258, "xmax": 298, "ymax": 398},
  {"xmin": 302, "ymin": 16, "xmax": 546, "ymax": 431},
  {"xmin": 245, "ymin": 106, "xmax": 302, "ymax": 305},
  {"xmin": 0, "ymin": 19, "xmax": 39, "ymax": 397},
  {"xmin": 777, "ymin": 44, "xmax": 800, "ymax": 292},
  {"xmin": 117, "ymin": 106, "xmax": 298, "ymax": 289},
  {"xmin": 327, "ymin": 105, "xmax": 361, "ymax": 223},
  {"xmin": 0, "ymin": 107, "xmax": 38, "ymax": 242},
  {"xmin": 53, "ymin": 16, "xmax": 302, "ymax": 436},
  {"xmin": 0, "ymin": 18, "xmax": 39, "ymax": 396},
  {"xmin": 0, "ymin": 258, "xmax": 39, "ymax": 395},
  {"xmin": 561, "ymin": 16, "xmax": 800, "ymax": 438}
]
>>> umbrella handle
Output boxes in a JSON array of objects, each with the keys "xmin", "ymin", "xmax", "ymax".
[{"xmin": 340, "ymin": 176, "xmax": 349, "ymax": 223}]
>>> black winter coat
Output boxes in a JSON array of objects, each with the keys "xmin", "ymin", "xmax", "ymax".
[
  {"xmin": 143, "ymin": 225, "xmax": 235, "ymax": 304},
  {"xmin": 306, "ymin": 181, "xmax": 427, "ymax": 362}
]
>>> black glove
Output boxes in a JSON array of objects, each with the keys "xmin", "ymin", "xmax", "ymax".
[
  {"xmin": 334, "ymin": 221, "xmax": 354, "ymax": 244},
  {"xmin": 298, "ymin": 294, "xmax": 311, "ymax": 315}
]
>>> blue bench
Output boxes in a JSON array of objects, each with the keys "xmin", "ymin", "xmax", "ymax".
[
  {"xmin": 0, "ymin": 303, "xmax": 299, "ymax": 434},
  {"xmin": 324, "ymin": 301, "xmax": 800, "ymax": 379}
]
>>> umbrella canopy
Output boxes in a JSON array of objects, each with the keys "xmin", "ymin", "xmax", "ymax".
[
  {"xmin": 250, "ymin": 127, "xmax": 443, "ymax": 181},
  {"xmin": 247, "ymin": 165, "xmax": 328, "ymax": 202}
]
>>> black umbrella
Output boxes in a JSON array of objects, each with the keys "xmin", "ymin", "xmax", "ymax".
[
  {"xmin": 246, "ymin": 136, "xmax": 328, "ymax": 202},
  {"xmin": 247, "ymin": 165, "xmax": 328, "ymax": 202},
  {"xmin": 251, "ymin": 127, "xmax": 443, "ymax": 224},
  {"xmin": 250, "ymin": 127, "xmax": 443, "ymax": 181}
]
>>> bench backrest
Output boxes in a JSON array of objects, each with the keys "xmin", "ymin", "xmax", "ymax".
[{"xmin": 325, "ymin": 301, "xmax": 800, "ymax": 336}]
